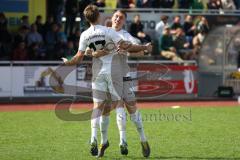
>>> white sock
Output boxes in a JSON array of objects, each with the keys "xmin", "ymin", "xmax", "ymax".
[
  {"xmin": 91, "ymin": 118, "xmax": 99, "ymax": 143},
  {"xmin": 100, "ymin": 115, "xmax": 110, "ymax": 144},
  {"xmin": 90, "ymin": 108, "xmax": 101, "ymax": 143},
  {"xmin": 130, "ymin": 110, "xmax": 147, "ymax": 142},
  {"xmin": 116, "ymin": 107, "xmax": 127, "ymax": 145}
]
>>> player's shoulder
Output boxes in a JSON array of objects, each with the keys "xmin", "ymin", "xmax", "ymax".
[
  {"xmin": 97, "ymin": 25, "xmax": 109, "ymax": 30},
  {"xmin": 120, "ymin": 29, "xmax": 131, "ymax": 35},
  {"xmin": 81, "ymin": 26, "xmax": 96, "ymax": 38},
  {"xmin": 120, "ymin": 29, "xmax": 134, "ymax": 38},
  {"xmin": 80, "ymin": 28, "xmax": 89, "ymax": 37},
  {"xmin": 121, "ymin": 29, "xmax": 129, "ymax": 34},
  {"xmin": 105, "ymin": 26, "xmax": 116, "ymax": 32}
]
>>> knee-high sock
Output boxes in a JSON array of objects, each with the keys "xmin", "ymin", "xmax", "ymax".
[
  {"xmin": 116, "ymin": 107, "xmax": 127, "ymax": 145},
  {"xmin": 100, "ymin": 115, "xmax": 110, "ymax": 144},
  {"xmin": 130, "ymin": 110, "xmax": 147, "ymax": 142},
  {"xmin": 90, "ymin": 108, "xmax": 101, "ymax": 143}
]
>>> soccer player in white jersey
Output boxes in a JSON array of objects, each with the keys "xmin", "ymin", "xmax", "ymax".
[
  {"xmin": 112, "ymin": 10, "xmax": 151, "ymax": 158},
  {"xmin": 91, "ymin": 10, "xmax": 151, "ymax": 158},
  {"xmin": 62, "ymin": 5, "xmax": 125, "ymax": 158},
  {"xmin": 62, "ymin": 5, "xmax": 152, "ymax": 158}
]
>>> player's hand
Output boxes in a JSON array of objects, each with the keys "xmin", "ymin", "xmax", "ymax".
[
  {"xmin": 145, "ymin": 43, "xmax": 152, "ymax": 53},
  {"xmin": 92, "ymin": 50, "xmax": 108, "ymax": 58},
  {"xmin": 85, "ymin": 47, "xmax": 93, "ymax": 57},
  {"xmin": 61, "ymin": 57, "xmax": 68, "ymax": 64},
  {"xmin": 117, "ymin": 48, "xmax": 126, "ymax": 55}
]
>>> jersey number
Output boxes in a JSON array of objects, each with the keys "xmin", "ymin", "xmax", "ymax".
[{"xmin": 89, "ymin": 40, "xmax": 106, "ymax": 51}]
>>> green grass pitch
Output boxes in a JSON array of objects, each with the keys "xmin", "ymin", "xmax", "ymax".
[{"xmin": 1, "ymin": 107, "xmax": 240, "ymax": 160}]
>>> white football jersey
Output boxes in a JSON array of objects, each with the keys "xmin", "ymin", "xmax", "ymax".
[
  {"xmin": 78, "ymin": 25, "xmax": 122, "ymax": 75},
  {"xmin": 116, "ymin": 29, "xmax": 139, "ymax": 77}
]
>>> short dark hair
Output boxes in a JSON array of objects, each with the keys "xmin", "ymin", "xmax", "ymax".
[
  {"xmin": 84, "ymin": 5, "xmax": 100, "ymax": 24},
  {"xmin": 36, "ymin": 15, "xmax": 42, "ymax": 20},
  {"xmin": 114, "ymin": 10, "xmax": 127, "ymax": 19},
  {"xmin": 161, "ymin": 15, "xmax": 168, "ymax": 21}
]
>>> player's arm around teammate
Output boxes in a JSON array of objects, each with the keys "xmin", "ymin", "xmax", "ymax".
[{"xmin": 86, "ymin": 10, "xmax": 152, "ymax": 158}]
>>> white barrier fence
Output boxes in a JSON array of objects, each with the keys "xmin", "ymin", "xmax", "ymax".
[{"xmin": 0, "ymin": 61, "xmax": 198, "ymax": 100}]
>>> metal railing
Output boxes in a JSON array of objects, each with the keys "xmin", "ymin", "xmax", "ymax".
[{"xmin": 98, "ymin": 8, "xmax": 240, "ymax": 16}]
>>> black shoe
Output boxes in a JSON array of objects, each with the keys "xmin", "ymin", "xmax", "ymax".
[
  {"xmin": 141, "ymin": 141, "xmax": 150, "ymax": 158},
  {"xmin": 90, "ymin": 138, "xmax": 98, "ymax": 156},
  {"xmin": 120, "ymin": 141, "xmax": 128, "ymax": 155},
  {"xmin": 97, "ymin": 141, "xmax": 109, "ymax": 158}
]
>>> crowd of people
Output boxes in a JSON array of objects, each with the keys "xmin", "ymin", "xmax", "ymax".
[
  {"xmin": 0, "ymin": 0, "xmax": 239, "ymax": 61},
  {"xmin": 116, "ymin": 0, "xmax": 240, "ymax": 10},
  {"xmin": 155, "ymin": 14, "xmax": 210, "ymax": 61},
  {"xmin": 0, "ymin": 13, "xmax": 81, "ymax": 60}
]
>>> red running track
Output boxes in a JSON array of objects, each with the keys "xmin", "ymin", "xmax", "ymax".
[{"xmin": 0, "ymin": 101, "xmax": 239, "ymax": 112}]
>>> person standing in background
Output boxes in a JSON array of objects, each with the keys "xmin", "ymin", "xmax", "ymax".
[
  {"xmin": 130, "ymin": 14, "xmax": 151, "ymax": 44},
  {"xmin": 155, "ymin": 15, "xmax": 169, "ymax": 51},
  {"xmin": 65, "ymin": 0, "xmax": 78, "ymax": 36},
  {"xmin": 48, "ymin": 0, "xmax": 64, "ymax": 24}
]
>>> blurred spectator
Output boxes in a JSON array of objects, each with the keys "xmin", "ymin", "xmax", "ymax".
[
  {"xmin": 192, "ymin": 29, "xmax": 207, "ymax": 59},
  {"xmin": 183, "ymin": 15, "xmax": 196, "ymax": 45},
  {"xmin": 233, "ymin": 0, "xmax": 240, "ymax": 9},
  {"xmin": 94, "ymin": 0, "xmax": 106, "ymax": 7},
  {"xmin": 51, "ymin": 24, "xmax": 67, "ymax": 59},
  {"xmin": 35, "ymin": 15, "xmax": 44, "ymax": 37},
  {"xmin": 141, "ymin": 0, "xmax": 152, "ymax": 8},
  {"xmin": 68, "ymin": 28, "xmax": 81, "ymax": 51},
  {"xmin": 207, "ymin": 0, "xmax": 223, "ymax": 10},
  {"xmin": 0, "ymin": 12, "xmax": 7, "ymax": 30},
  {"xmin": 196, "ymin": 16, "xmax": 210, "ymax": 34},
  {"xmin": 159, "ymin": 0, "xmax": 175, "ymax": 8},
  {"xmin": 117, "ymin": 0, "xmax": 135, "ymax": 8},
  {"xmin": 48, "ymin": 0, "xmax": 64, "ymax": 24},
  {"xmin": 151, "ymin": 0, "xmax": 161, "ymax": 8},
  {"xmin": 54, "ymin": 43, "xmax": 66, "ymax": 59},
  {"xmin": 0, "ymin": 13, "xmax": 12, "ymax": 60},
  {"xmin": 27, "ymin": 24, "xmax": 43, "ymax": 46},
  {"xmin": 117, "ymin": 0, "xmax": 129, "ymax": 8},
  {"xmin": 191, "ymin": 0, "xmax": 204, "ymax": 9},
  {"xmin": 43, "ymin": 16, "xmax": 54, "ymax": 38},
  {"xmin": 57, "ymin": 24, "xmax": 67, "ymax": 44},
  {"xmin": 221, "ymin": 0, "xmax": 236, "ymax": 10},
  {"xmin": 12, "ymin": 41, "xmax": 28, "ymax": 60},
  {"xmin": 173, "ymin": 28, "xmax": 192, "ymax": 59},
  {"xmin": 54, "ymin": 24, "xmax": 69, "ymax": 59},
  {"xmin": 178, "ymin": 0, "xmax": 191, "ymax": 9},
  {"xmin": 20, "ymin": 15, "xmax": 30, "ymax": 29},
  {"xmin": 160, "ymin": 26, "xmax": 183, "ymax": 62},
  {"xmin": 45, "ymin": 23, "xmax": 59, "ymax": 59},
  {"xmin": 155, "ymin": 15, "xmax": 169, "ymax": 50},
  {"xmin": 65, "ymin": 0, "xmax": 78, "ymax": 35},
  {"xmin": 161, "ymin": 26, "xmax": 175, "ymax": 51},
  {"xmin": 155, "ymin": 15, "xmax": 169, "ymax": 37},
  {"xmin": 64, "ymin": 41, "xmax": 76, "ymax": 59},
  {"xmin": 171, "ymin": 16, "xmax": 183, "ymax": 34},
  {"xmin": 28, "ymin": 42, "xmax": 46, "ymax": 60},
  {"xmin": 129, "ymin": 14, "xmax": 151, "ymax": 44},
  {"xmin": 79, "ymin": 0, "xmax": 92, "ymax": 32},
  {"xmin": 14, "ymin": 26, "xmax": 29, "ymax": 47}
]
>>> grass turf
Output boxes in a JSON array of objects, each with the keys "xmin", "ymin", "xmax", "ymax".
[{"xmin": 0, "ymin": 107, "xmax": 240, "ymax": 160}]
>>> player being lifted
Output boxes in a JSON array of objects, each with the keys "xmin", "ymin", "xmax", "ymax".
[
  {"xmin": 62, "ymin": 5, "xmax": 152, "ymax": 158},
  {"xmin": 89, "ymin": 10, "xmax": 151, "ymax": 158}
]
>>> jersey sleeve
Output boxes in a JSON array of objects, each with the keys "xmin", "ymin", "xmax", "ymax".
[
  {"xmin": 78, "ymin": 32, "xmax": 87, "ymax": 52},
  {"xmin": 107, "ymin": 28, "xmax": 122, "ymax": 44},
  {"xmin": 125, "ymin": 32, "xmax": 140, "ymax": 44}
]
